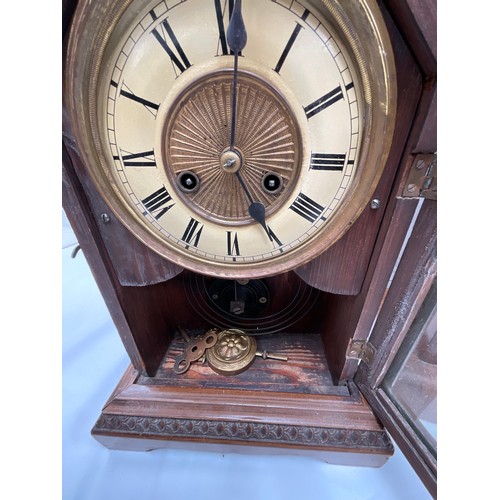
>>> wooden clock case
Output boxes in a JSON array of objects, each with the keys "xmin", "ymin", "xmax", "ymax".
[{"xmin": 63, "ymin": 0, "xmax": 436, "ymax": 494}]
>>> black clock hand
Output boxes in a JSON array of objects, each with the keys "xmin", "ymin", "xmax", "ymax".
[
  {"xmin": 234, "ymin": 171, "xmax": 268, "ymax": 233},
  {"xmin": 227, "ymin": 0, "xmax": 246, "ymax": 149},
  {"xmin": 227, "ymin": 0, "xmax": 269, "ymax": 237}
]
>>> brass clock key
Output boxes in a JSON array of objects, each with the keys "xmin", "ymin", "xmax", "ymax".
[{"xmin": 173, "ymin": 328, "xmax": 219, "ymax": 374}]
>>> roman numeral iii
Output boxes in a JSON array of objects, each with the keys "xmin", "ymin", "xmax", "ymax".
[{"xmin": 310, "ymin": 153, "xmax": 346, "ymax": 171}]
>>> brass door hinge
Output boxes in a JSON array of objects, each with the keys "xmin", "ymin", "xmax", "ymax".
[
  {"xmin": 346, "ymin": 339, "xmax": 377, "ymax": 367},
  {"xmin": 402, "ymin": 154, "xmax": 437, "ymax": 200}
]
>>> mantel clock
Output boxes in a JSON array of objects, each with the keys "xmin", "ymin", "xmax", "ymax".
[{"xmin": 63, "ymin": 0, "xmax": 437, "ymax": 495}]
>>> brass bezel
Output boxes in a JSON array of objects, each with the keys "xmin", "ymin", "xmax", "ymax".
[{"xmin": 65, "ymin": 0, "xmax": 397, "ymax": 279}]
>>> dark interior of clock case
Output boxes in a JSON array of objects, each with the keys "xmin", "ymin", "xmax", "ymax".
[
  {"xmin": 129, "ymin": 269, "xmax": 351, "ymax": 397},
  {"xmin": 63, "ymin": 142, "xmax": 367, "ymax": 398}
]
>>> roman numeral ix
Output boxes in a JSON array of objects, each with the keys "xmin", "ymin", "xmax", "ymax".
[{"xmin": 114, "ymin": 150, "xmax": 156, "ymax": 167}]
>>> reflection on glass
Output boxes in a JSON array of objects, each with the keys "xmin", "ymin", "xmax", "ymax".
[{"xmin": 382, "ymin": 280, "xmax": 437, "ymax": 454}]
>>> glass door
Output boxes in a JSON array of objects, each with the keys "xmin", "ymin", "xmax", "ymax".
[
  {"xmin": 355, "ymin": 199, "xmax": 437, "ymax": 497},
  {"xmin": 382, "ymin": 281, "xmax": 437, "ymax": 454}
]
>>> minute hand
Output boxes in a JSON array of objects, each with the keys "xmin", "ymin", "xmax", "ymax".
[
  {"xmin": 227, "ymin": 2, "xmax": 269, "ymax": 236},
  {"xmin": 227, "ymin": 0, "xmax": 247, "ymax": 149}
]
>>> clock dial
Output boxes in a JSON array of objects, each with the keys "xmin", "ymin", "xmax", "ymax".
[{"xmin": 69, "ymin": 0, "xmax": 396, "ymax": 277}]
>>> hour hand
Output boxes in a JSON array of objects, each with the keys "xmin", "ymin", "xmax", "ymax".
[{"xmin": 234, "ymin": 171, "xmax": 270, "ymax": 238}]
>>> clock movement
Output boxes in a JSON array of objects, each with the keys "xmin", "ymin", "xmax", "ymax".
[{"xmin": 63, "ymin": 0, "xmax": 436, "ymax": 495}]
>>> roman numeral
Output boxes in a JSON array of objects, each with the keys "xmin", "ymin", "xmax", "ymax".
[
  {"xmin": 181, "ymin": 218, "xmax": 204, "ymax": 248},
  {"xmin": 111, "ymin": 81, "xmax": 160, "ymax": 113},
  {"xmin": 115, "ymin": 87, "xmax": 159, "ymax": 112},
  {"xmin": 227, "ymin": 231, "xmax": 241, "ymax": 260},
  {"xmin": 310, "ymin": 153, "xmax": 346, "ymax": 171},
  {"xmin": 304, "ymin": 85, "xmax": 344, "ymax": 119},
  {"xmin": 115, "ymin": 150, "xmax": 156, "ymax": 167},
  {"xmin": 141, "ymin": 186, "xmax": 175, "ymax": 220},
  {"xmin": 150, "ymin": 11, "xmax": 191, "ymax": 73},
  {"xmin": 274, "ymin": 9, "xmax": 310, "ymax": 73},
  {"xmin": 289, "ymin": 192, "xmax": 325, "ymax": 223},
  {"xmin": 214, "ymin": 1, "xmax": 240, "ymax": 56},
  {"xmin": 267, "ymin": 225, "xmax": 284, "ymax": 253}
]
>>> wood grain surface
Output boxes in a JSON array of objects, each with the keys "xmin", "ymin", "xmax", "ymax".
[{"xmin": 146, "ymin": 332, "xmax": 348, "ymax": 396}]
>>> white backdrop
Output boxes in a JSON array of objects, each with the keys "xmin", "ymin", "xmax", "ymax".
[{"xmin": 62, "ymin": 211, "xmax": 431, "ymax": 500}]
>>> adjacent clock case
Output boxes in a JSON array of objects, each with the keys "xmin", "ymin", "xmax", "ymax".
[{"xmin": 63, "ymin": 0, "xmax": 436, "ymax": 482}]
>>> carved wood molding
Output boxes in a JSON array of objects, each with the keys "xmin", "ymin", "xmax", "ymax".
[{"xmin": 93, "ymin": 414, "xmax": 393, "ymax": 452}]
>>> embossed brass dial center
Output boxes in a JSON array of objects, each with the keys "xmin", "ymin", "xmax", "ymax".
[
  {"xmin": 163, "ymin": 70, "xmax": 302, "ymax": 223},
  {"xmin": 220, "ymin": 149, "xmax": 242, "ymax": 173}
]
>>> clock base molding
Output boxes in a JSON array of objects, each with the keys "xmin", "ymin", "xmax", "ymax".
[{"xmin": 91, "ymin": 364, "xmax": 393, "ymax": 466}]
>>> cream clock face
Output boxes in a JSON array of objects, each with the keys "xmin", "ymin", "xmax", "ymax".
[{"xmin": 68, "ymin": 0, "xmax": 396, "ymax": 277}]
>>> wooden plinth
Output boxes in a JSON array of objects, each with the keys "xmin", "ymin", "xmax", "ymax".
[{"xmin": 92, "ymin": 333, "xmax": 393, "ymax": 466}]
